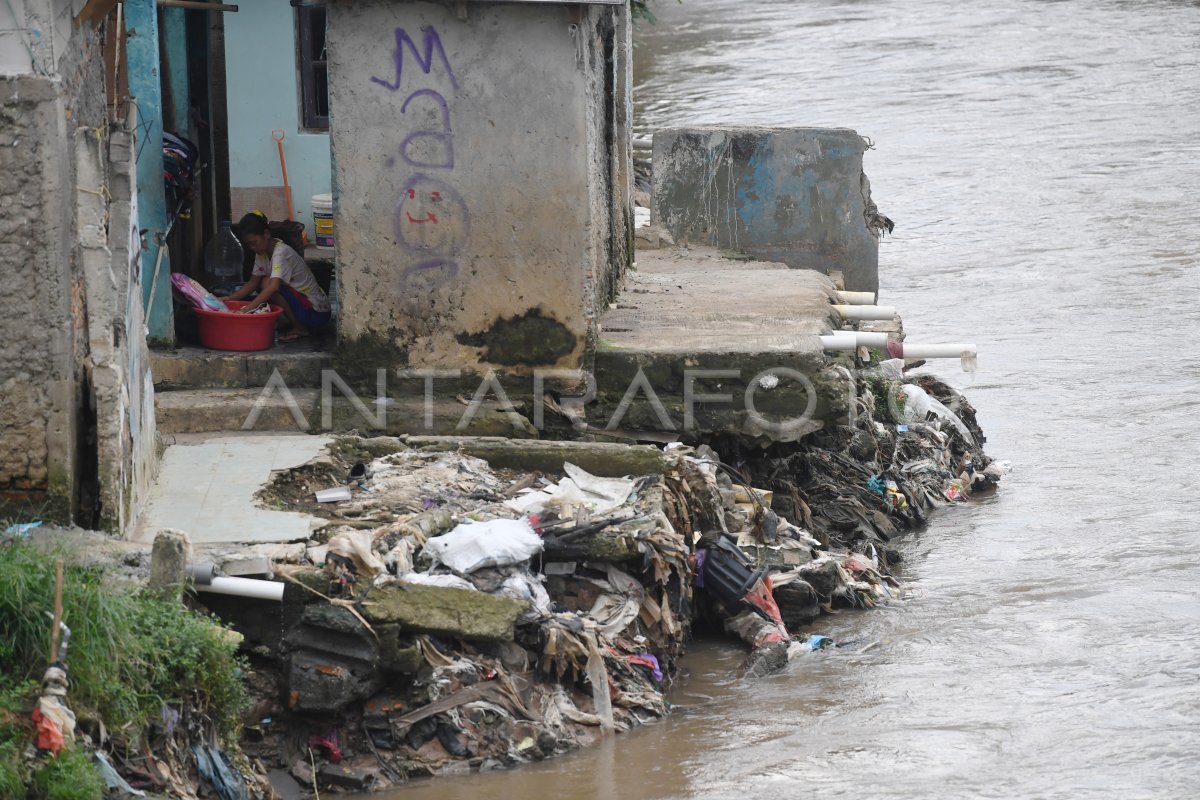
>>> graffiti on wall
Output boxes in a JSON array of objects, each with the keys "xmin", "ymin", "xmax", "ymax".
[{"xmin": 372, "ymin": 25, "xmax": 464, "ymax": 291}]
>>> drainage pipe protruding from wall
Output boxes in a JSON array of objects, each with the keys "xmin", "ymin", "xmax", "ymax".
[
  {"xmin": 819, "ymin": 334, "xmax": 857, "ymax": 351},
  {"xmin": 885, "ymin": 342, "xmax": 978, "ymax": 359},
  {"xmin": 832, "ymin": 304, "xmax": 897, "ymax": 321},
  {"xmin": 819, "ymin": 332, "xmax": 892, "ymax": 350},
  {"xmin": 187, "ymin": 563, "xmax": 284, "ymax": 602},
  {"xmin": 835, "ymin": 290, "xmax": 877, "ymax": 305}
]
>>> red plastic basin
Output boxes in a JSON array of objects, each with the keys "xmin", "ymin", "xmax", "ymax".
[{"xmin": 194, "ymin": 300, "xmax": 283, "ymax": 351}]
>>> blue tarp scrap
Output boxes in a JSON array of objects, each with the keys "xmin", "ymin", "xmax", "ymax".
[{"xmin": 192, "ymin": 745, "xmax": 247, "ymax": 800}]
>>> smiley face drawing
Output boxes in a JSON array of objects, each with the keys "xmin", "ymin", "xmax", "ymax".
[{"xmin": 392, "ymin": 175, "xmax": 468, "ymax": 255}]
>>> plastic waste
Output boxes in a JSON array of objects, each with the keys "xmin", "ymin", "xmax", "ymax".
[
  {"xmin": 497, "ymin": 572, "xmax": 553, "ymax": 621},
  {"xmin": 400, "ymin": 572, "xmax": 475, "ymax": 591},
  {"xmin": 193, "ymin": 744, "xmax": 248, "ymax": 800},
  {"xmin": 204, "ymin": 220, "xmax": 244, "ymax": 287},
  {"xmin": 702, "ymin": 536, "xmax": 767, "ymax": 612},
  {"xmin": 326, "ymin": 531, "xmax": 386, "ymax": 577},
  {"xmin": 504, "ymin": 462, "xmax": 635, "ymax": 516},
  {"xmin": 869, "ymin": 358, "xmax": 906, "ymax": 381},
  {"xmin": 315, "ymin": 487, "xmax": 352, "ymax": 503},
  {"xmin": 423, "ymin": 518, "xmax": 543, "ymax": 573},
  {"xmin": 95, "ymin": 752, "xmax": 146, "ymax": 797},
  {"xmin": 171, "ymin": 273, "xmax": 228, "ymax": 312},
  {"xmin": 899, "ymin": 383, "xmax": 974, "ymax": 443},
  {"xmin": 2, "ymin": 520, "xmax": 42, "ymax": 537}
]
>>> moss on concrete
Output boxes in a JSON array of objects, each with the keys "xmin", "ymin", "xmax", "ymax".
[
  {"xmin": 361, "ymin": 584, "xmax": 527, "ymax": 642},
  {"xmin": 455, "ymin": 308, "xmax": 578, "ymax": 367}
]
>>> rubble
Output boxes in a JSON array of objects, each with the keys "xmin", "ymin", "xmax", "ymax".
[{"xmin": 107, "ymin": 364, "xmax": 1001, "ymax": 793}]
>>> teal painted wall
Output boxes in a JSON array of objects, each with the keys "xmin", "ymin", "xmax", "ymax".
[
  {"xmin": 224, "ymin": 0, "xmax": 331, "ymax": 230},
  {"xmin": 126, "ymin": 0, "xmax": 173, "ymax": 344}
]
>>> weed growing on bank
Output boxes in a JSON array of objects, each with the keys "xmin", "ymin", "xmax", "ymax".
[
  {"xmin": 0, "ymin": 540, "xmax": 249, "ymax": 792},
  {"xmin": 29, "ymin": 748, "xmax": 104, "ymax": 800}
]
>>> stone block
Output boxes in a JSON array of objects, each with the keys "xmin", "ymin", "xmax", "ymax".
[{"xmin": 361, "ymin": 584, "xmax": 527, "ymax": 642}]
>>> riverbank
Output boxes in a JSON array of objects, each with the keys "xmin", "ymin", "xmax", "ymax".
[{"xmin": 1, "ymin": 354, "xmax": 997, "ymax": 797}]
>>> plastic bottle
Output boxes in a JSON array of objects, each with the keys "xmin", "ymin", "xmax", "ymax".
[{"xmin": 204, "ymin": 221, "xmax": 244, "ymax": 288}]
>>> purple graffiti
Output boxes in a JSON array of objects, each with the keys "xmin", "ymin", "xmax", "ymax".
[
  {"xmin": 393, "ymin": 174, "xmax": 469, "ymax": 255},
  {"xmin": 373, "ymin": 25, "xmax": 469, "ymax": 284},
  {"xmin": 399, "ymin": 258, "xmax": 460, "ymax": 292},
  {"xmin": 399, "ymin": 89, "xmax": 454, "ymax": 169},
  {"xmin": 371, "ymin": 26, "xmax": 459, "ymax": 94}
]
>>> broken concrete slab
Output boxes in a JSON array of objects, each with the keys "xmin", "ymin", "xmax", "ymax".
[
  {"xmin": 360, "ymin": 583, "xmax": 527, "ymax": 642},
  {"xmin": 135, "ymin": 434, "xmax": 331, "ymax": 544}
]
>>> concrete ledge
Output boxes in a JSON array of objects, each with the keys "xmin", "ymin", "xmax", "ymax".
[
  {"xmin": 589, "ymin": 246, "xmax": 852, "ymax": 441},
  {"xmin": 151, "ymin": 345, "xmax": 333, "ymax": 390},
  {"xmin": 403, "ymin": 436, "xmax": 672, "ymax": 476},
  {"xmin": 324, "ymin": 397, "xmax": 538, "ymax": 438},
  {"xmin": 155, "ymin": 388, "xmax": 320, "ymax": 434}
]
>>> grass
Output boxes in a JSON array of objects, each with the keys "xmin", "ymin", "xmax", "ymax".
[
  {"xmin": 0, "ymin": 539, "xmax": 249, "ymax": 791},
  {"xmin": 30, "ymin": 749, "xmax": 104, "ymax": 800}
]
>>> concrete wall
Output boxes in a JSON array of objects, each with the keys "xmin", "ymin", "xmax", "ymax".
[
  {"xmin": 225, "ymin": 0, "xmax": 332, "ymax": 229},
  {"xmin": 327, "ymin": 0, "xmax": 629, "ymax": 373},
  {"xmin": 652, "ymin": 127, "xmax": 883, "ymax": 294},
  {"xmin": 0, "ymin": 0, "xmax": 86, "ymax": 76},
  {"xmin": 0, "ymin": 0, "xmax": 157, "ymax": 531},
  {"xmin": 0, "ymin": 75, "xmax": 79, "ymax": 521},
  {"xmin": 76, "ymin": 127, "xmax": 159, "ymax": 533}
]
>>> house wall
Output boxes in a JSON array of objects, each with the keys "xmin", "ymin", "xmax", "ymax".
[
  {"xmin": 224, "ymin": 0, "xmax": 332, "ymax": 231},
  {"xmin": 652, "ymin": 127, "xmax": 883, "ymax": 295},
  {"xmin": 0, "ymin": 0, "xmax": 157, "ymax": 532},
  {"xmin": 327, "ymin": 0, "xmax": 629, "ymax": 373}
]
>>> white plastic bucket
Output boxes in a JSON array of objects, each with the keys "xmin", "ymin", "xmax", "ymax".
[{"xmin": 312, "ymin": 193, "xmax": 335, "ymax": 250}]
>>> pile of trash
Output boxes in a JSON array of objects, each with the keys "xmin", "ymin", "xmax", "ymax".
[
  {"xmin": 214, "ymin": 447, "xmax": 702, "ymax": 791},
  {"xmin": 180, "ymin": 369, "xmax": 1001, "ymax": 792}
]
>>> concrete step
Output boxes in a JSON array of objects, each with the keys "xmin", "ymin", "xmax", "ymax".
[
  {"xmin": 154, "ymin": 389, "xmax": 539, "ymax": 437},
  {"xmin": 156, "ymin": 388, "xmax": 320, "ymax": 434},
  {"xmin": 151, "ymin": 344, "xmax": 333, "ymax": 390}
]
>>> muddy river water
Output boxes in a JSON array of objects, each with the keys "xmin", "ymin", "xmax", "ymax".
[{"xmin": 376, "ymin": 1, "xmax": 1200, "ymax": 797}]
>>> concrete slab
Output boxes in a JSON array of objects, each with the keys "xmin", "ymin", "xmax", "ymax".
[
  {"xmin": 589, "ymin": 247, "xmax": 859, "ymax": 441},
  {"xmin": 601, "ymin": 246, "xmax": 842, "ymax": 354},
  {"xmin": 134, "ymin": 434, "xmax": 331, "ymax": 544}
]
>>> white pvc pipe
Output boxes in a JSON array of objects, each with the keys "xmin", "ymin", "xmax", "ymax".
[
  {"xmin": 898, "ymin": 343, "xmax": 977, "ymax": 359},
  {"xmin": 847, "ymin": 331, "xmax": 890, "ymax": 347},
  {"xmin": 194, "ymin": 576, "xmax": 284, "ymax": 602},
  {"xmin": 833, "ymin": 304, "xmax": 897, "ymax": 321},
  {"xmin": 820, "ymin": 331, "xmax": 891, "ymax": 351},
  {"xmin": 835, "ymin": 291, "xmax": 877, "ymax": 305},
  {"xmin": 819, "ymin": 334, "xmax": 858, "ymax": 351}
]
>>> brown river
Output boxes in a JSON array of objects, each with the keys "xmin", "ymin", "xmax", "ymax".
[{"xmin": 376, "ymin": 1, "xmax": 1200, "ymax": 797}]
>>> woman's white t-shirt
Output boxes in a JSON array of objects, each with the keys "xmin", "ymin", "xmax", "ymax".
[{"xmin": 251, "ymin": 241, "xmax": 330, "ymax": 312}]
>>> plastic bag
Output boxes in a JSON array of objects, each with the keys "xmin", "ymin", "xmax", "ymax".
[
  {"xmin": 497, "ymin": 572, "xmax": 553, "ymax": 622},
  {"xmin": 423, "ymin": 518, "xmax": 543, "ymax": 573},
  {"xmin": 326, "ymin": 530, "xmax": 386, "ymax": 577},
  {"xmin": 900, "ymin": 383, "xmax": 974, "ymax": 443},
  {"xmin": 864, "ymin": 358, "xmax": 905, "ymax": 381},
  {"xmin": 400, "ymin": 572, "xmax": 476, "ymax": 591},
  {"xmin": 504, "ymin": 462, "xmax": 635, "ymax": 516}
]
